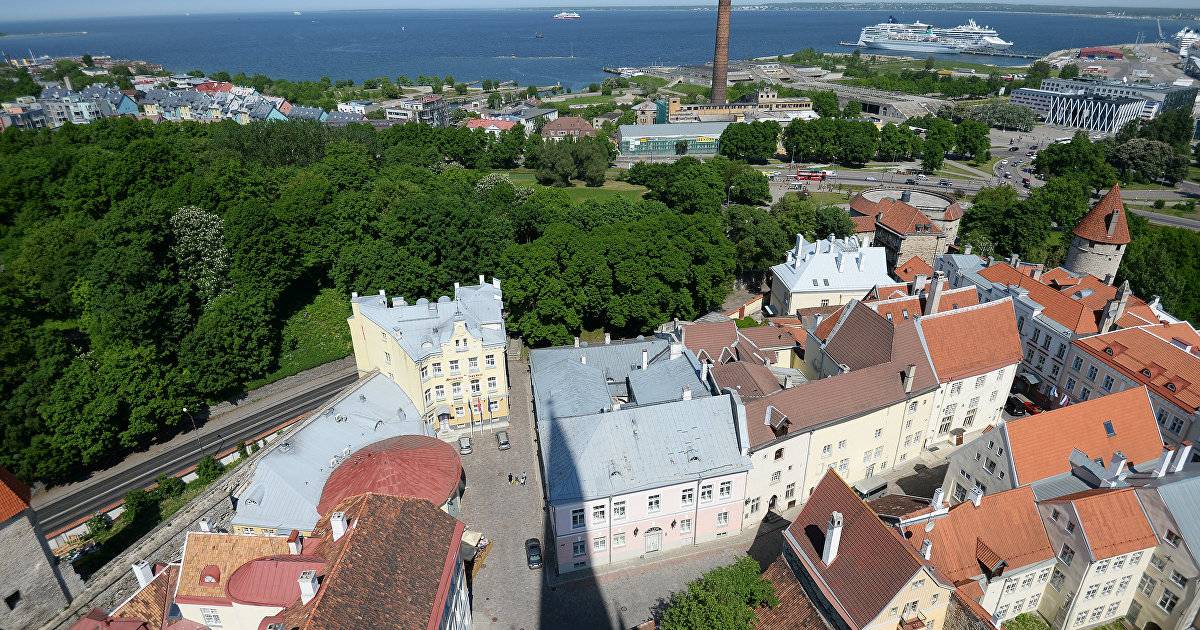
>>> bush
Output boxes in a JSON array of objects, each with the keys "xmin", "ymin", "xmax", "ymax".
[
  {"xmin": 1153, "ymin": 199, "xmax": 1165, "ymax": 209},
  {"xmin": 195, "ymin": 455, "xmax": 225, "ymax": 483},
  {"xmin": 86, "ymin": 512, "xmax": 112, "ymax": 536},
  {"xmin": 123, "ymin": 489, "xmax": 157, "ymax": 519},
  {"xmin": 152, "ymin": 474, "xmax": 185, "ymax": 500}
]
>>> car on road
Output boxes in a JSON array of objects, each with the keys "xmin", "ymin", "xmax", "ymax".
[
  {"xmin": 916, "ymin": 174, "xmax": 928, "ymax": 180},
  {"xmin": 1000, "ymin": 159, "xmax": 1008, "ymax": 165},
  {"xmin": 458, "ymin": 436, "xmax": 472, "ymax": 455},
  {"xmin": 1009, "ymin": 146, "xmax": 1020, "ymax": 152},
  {"xmin": 525, "ymin": 538, "xmax": 543, "ymax": 569},
  {"xmin": 905, "ymin": 178, "xmax": 918, "ymax": 185},
  {"xmin": 865, "ymin": 176, "xmax": 877, "ymax": 181},
  {"xmin": 496, "ymin": 430, "xmax": 510, "ymax": 450},
  {"xmin": 1030, "ymin": 145, "xmax": 1039, "ymax": 150},
  {"xmin": 1004, "ymin": 172, "xmax": 1012, "ymax": 179},
  {"xmin": 1024, "ymin": 181, "xmax": 1032, "ymax": 189},
  {"xmin": 939, "ymin": 179, "xmax": 951, "ymax": 186}
]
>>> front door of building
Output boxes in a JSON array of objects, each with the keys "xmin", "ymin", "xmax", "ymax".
[{"xmin": 644, "ymin": 527, "xmax": 662, "ymax": 553}]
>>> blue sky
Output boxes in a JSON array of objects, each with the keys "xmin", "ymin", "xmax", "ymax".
[{"xmin": 5, "ymin": 0, "xmax": 1196, "ymax": 21}]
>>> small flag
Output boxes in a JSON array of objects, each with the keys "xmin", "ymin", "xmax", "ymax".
[{"xmin": 1060, "ymin": 394, "xmax": 1070, "ymax": 407}]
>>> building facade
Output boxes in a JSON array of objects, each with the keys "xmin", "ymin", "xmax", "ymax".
[
  {"xmin": 768, "ymin": 234, "xmax": 892, "ymax": 316},
  {"xmin": 1044, "ymin": 94, "xmax": 1146, "ymax": 135},
  {"xmin": 616, "ymin": 121, "xmax": 730, "ymax": 159},
  {"xmin": 348, "ymin": 279, "xmax": 510, "ymax": 432}
]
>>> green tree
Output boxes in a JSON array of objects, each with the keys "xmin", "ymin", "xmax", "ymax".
[
  {"xmin": 811, "ymin": 90, "xmax": 841, "ymax": 119},
  {"xmin": 675, "ymin": 140, "xmax": 689, "ymax": 155},
  {"xmin": 725, "ymin": 204, "xmax": 788, "ymax": 273},
  {"xmin": 454, "ymin": 83, "xmax": 468, "ymax": 95},
  {"xmin": 195, "ymin": 455, "xmax": 225, "ymax": 483},
  {"xmin": 814, "ymin": 204, "xmax": 856, "ymax": 239},
  {"xmin": 81, "ymin": 53, "xmax": 94, "ymax": 67},
  {"xmin": 1058, "ymin": 63, "xmax": 1080, "ymax": 79},
  {"xmin": 123, "ymin": 488, "xmax": 158, "ymax": 520},
  {"xmin": 180, "ymin": 291, "xmax": 277, "ymax": 398},
  {"xmin": 954, "ymin": 120, "xmax": 991, "ymax": 162},
  {"xmin": 842, "ymin": 100, "xmax": 862, "ymax": 119},
  {"xmin": 924, "ymin": 56, "xmax": 935, "ymax": 70},
  {"xmin": 660, "ymin": 556, "xmax": 778, "ymax": 630},
  {"xmin": 1033, "ymin": 131, "xmax": 1117, "ymax": 193}
]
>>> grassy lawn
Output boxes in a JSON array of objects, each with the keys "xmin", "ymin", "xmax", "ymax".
[
  {"xmin": 1129, "ymin": 200, "xmax": 1200, "ymax": 218},
  {"xmin": 244, "ymin": 288, "xmax": 354, "ymax": 392},
  {"xmin": 1189, "ymin": 165, "xmax": 1200, "ymax": 183},
  {"xmin": 1002, "ymin": 613, "xmax": 1051, "ymax": 630},
  {"xmin": 554, "ymin": 93, "xmax": 621, "ymax": 106},
  {"xmin": 807, "ymin": 190, "xmax": 862, "ymax": 205},
  {"xmin": 507, "ymin": 171, "xmax": 649, "ymax": 204}
]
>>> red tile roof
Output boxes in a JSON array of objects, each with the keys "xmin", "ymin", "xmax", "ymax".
[
  {"xmin": 114, "ymin": 564, "xmax": 180, "ymax": 630},
  {"xmin": 786, "ymin": 471, "xmax": 932, "ymax": 629},
  {"xmin": 68, "ymin": 608, "xmax": 151, "ymax": 630},
  {"xmin": 711, "ymin": 361, "xmax": 782, "ymax": 399},
  {"xmin": 682, "ymin": 320, "xmax": 739, "ymax": 362},
  {"xmin": 851, "ymin": 215, "xmax": 876, "ymax": 234},
  {"xmin": 1143, "ymin": 322, "xmax": 1200, "ymax": 351},
  {"xmin": 317, "ymin": 435, "xmax": 462, "ymax": 516},
  {"xmin": 851, "ymin": 195, "xmax": 944, "ymax": 237},
  {"xmin": 865, "ymin": 286, "xmax": 979, "ymax": 324},
  {"xmin": 281, "ymin": 494, "xmax": 466, "ymax": 630},
  {"xmin": 1042, "ymin": 488, "xmax": 1157, "ymax": 559},
  {"xmin": 822, "ymin": 302, "xmax": 894, "ymax": 370},
  {"xmin": 738, "ymin": 324, "xmax": 801, "ymax": 350},
  {"xmin": 466, "ymin": 118, "xmax": 518, "ymax": 131},
  {"xmin": 0, "ymin": 465, "xmax": 30, "ymax": 523},
  {"xmin": 894, "ymin": 256, "xmax": 934, "ymax": 283},
  {"xmin": 754, "ymin": 556, "xmax": 833, "ymax": 630},
  {"xmin": 1003, "ymin": 387, "xmax": 1163, "ymax": 485},
  {"xmin": 899, "ymin": 486, "xmax": 1053, "ymax": 583},
  {"xmin": 175, "ymin": 533, "xmax": 290, "ymax": 604},
  {"xmin": 541, "ymin": 116, "xmax": 595, "ymax": 137},
  {"xmin": 812, "ymin": 306, "xmax": 845, "ymax": 342},
  {"xmin": 1073, "ymin": 185, "xmax": 1130, "ymax": 245},
  {"xmin": 1072, "ymin": 326, "xmax": 1200, "ymax": 413},
  {"xmin": 917, "ymin": 300, "xmax": 1023, "ymax": 382}
]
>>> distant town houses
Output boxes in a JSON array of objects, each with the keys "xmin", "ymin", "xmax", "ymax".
[{"xmin": 539, "ymin": 115, "xmax": 595, "ymax": 140}]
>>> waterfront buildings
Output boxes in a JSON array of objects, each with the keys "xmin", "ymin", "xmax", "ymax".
[
  {"xmin": 1039, "ymin": 77, "xmax": 1199, "ymax": 119},
  {"xmin": 384, "ymin": 94, "xmax": 450, "ymax": 127},
  {"xmin": 348, "ymin": 279, "xmax": 510, "ymax": 432},
  {"xmin": 660, "ymin": 87, "xmax": 814, "ymax": 123},
  {"xmin": 1044, "ymin": 94, "xmax": 1146, "ymax": 135}
]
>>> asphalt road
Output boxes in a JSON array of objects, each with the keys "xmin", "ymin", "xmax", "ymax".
[{"xmin": 34, "ymin": 373, "xmax": 359, "ymax": 536}]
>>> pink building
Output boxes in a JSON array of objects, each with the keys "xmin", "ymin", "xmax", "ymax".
[{"xmin": 532, "ymin": 339, "xmax": 752, "ymax": 574}]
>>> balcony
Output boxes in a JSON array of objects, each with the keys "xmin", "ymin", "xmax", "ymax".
[{"xmin": 899, "ymin": 611, "xmax": 927, "ymax": 630}]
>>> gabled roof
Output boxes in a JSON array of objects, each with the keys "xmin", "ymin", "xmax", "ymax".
[
  {"xmin": 1072, "ymin": 326, "xmax": 1200, "ymax": 412},
  {"xmin": 916, "ymin": 299, "xmax": 1023, "ymax": 382},
  {"xmin": 1042, "ymin": 488, "xmax": 1157, "ymax": 559},
  {"xmin": 874, "ymin": 199, "xmax": 944, "ymax": 237},
  {"xmin": 811, "ymin": 305, "xmax": 845, "ymax": 342},
  {"xmin": 893, "ymin": 256, "xmax": 934, "ymax": 283},
  {"xmin": 68, "ymin": 608, "xmax": 151, "ymax": 630},
  {"xmin": 467, "ymin": 118, "xmax": 518, "ymax": 130},
  {"xmin": 281, "ymin": 494, "xmax": 466, "ymax": 630},
  {"xmin": 754, "ymin": 555, "xmax": 833, "ymax": 630},
  {"xmin": 1003, "ymin": 387, "xmax": 1164, "ymax": 486},
  {"xmin": 1073, "ymin": 185, "xmax": 1130, "ymax": 245},
  {"xmin": 900, "ymin": 486, "xmax": 1053, "ymax": 583},
  {"xmin": 541, "ymin": 115, "xmax": 595, "ymax": 134},
  {"xmin": 0, "ymin": 465, "xmax": 30, "ymax": 523},
  {"xmin": 113, "ymin": 564, "xmax": 180, "ymax": 630},
  {"xmin": 352, "ymin": 282, "xmax": 505, "ymax": 363},
  {"xmin": 822, "ymin": 301, "xmax": 894, "ymax": 370},
  {"xmin": 682, "ymin": 320, "xmax": 739, "ymax": 363},
  {"xmin": 737, "ymin": 324, "xmax": 801, "ymax": 351},
  {"xmin": 711, "ymin": 361, "xmax": 782, "ymax": 399},
  {"xmin": 786, "ymin": 471, "xmax": 933, "ymax": 629},
  {"xmin": 865, "ymin": 286, "xmax": 979, "ymax": 324},
  {"xmin": 771, "ymin": 235, "xmax": 893, "ymax": 294},
  {"xmin": 174, "ymin": 533, "xmax": 290, "ymax": 604}
]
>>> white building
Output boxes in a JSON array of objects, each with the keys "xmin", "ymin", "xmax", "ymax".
[{"xmin": 768, "ymin": 234, "xmax": 892, "ymax": 316}]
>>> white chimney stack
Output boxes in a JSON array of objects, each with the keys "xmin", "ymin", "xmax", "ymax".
[
  {"xmin": 479, "ymin": 274, "xmax": 485, "ymax": 284},
  {"xmin": 701, "ymin": 362, "xmax": 710, "ymax": 383},
  {"xmin": 642, "ymin": 348, "xmax": 649, "ymax": 370},
  {"xmin": 822, "ymin": 511, "xmax": 843, "ymax": 564},
  {"xmin": 288, "ymin": 530, "xmax": 302, "ymax": 555},
  {"xmin": 1105, "ymin": 451, "xmax": 1128, "ymax": 487},
  {"xmin": 670, "ymin": 342, "xmax": 683, "ymax": 360},
  {"xmin": 968, "ymin": 486, "xmax": 984, "ymax": 507},
  {"xmin": 298, "ymin": 569, "xmax": 319, "ymax": 605},
  {"xmin": 682, "ymin": 386, "xmax": 692, "ymax": 401},
  {"xmin": 932, "ymin": 488, "xmax": 945, "ymax": 510},
  {"xmin": 131, "ymin": 560, "xmax": 154, "ymax": 589},
  {"xmin": 330, "ymin": 511, "xmax": 348, "ymax": 541},
  {"xmin": 1172, "ymin": 442, "xmax": 1193, "ymax": 473},
  {"xmin": 1154, "ymin": 446, "xmax": 1175, "ymax": 478},
  {"xmin": 920, "ymin": 539, "xmax": 933, "ymax": 560},
  {"xmin": 574, "ymin": 336, "xmax": 580, "ymax": 348},
  {"xmin": 199, "ymin": 518, "xmax": 212, "ymax": 532},
  {"xmin": 580, "ymin": 354, "xmax": 586, "ymax": 365},
  {"xmin": 604, "ymin": 332, "xmax": 611, "ymax": 345}
]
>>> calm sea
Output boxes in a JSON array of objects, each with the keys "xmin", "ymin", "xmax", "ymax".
[{"xmin": 2, "ymin": 10, "xmax": 1193, "ymax": 88}]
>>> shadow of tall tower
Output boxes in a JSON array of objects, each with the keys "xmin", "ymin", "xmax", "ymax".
[{"xmin": 711, "ymin": 0, "xmax": 732, "ymax": 104}]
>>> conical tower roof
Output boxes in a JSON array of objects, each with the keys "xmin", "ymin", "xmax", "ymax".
[{"xmin": 1073, "ymin": 184, "xmax": 1130, "ymax": 245}]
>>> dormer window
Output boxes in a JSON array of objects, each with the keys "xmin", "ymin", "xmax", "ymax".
[
  {"xmin": 1142, "ymin": 369, "xmax": 1152, "ymax": 377},
  {"xmin": 1104, "ymin": 347, "xmax": 1114, "ymax": 355},
  {"xmin": 1167, "ymin": 383, "xmax": 1177, "ymax": 392}
]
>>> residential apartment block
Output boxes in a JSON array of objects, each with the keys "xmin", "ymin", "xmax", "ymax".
[
  {"xmin": 348, "ymin": 278, "xmax": 510, "ymax": 432},
  {"xmin": 767, "ymin": 234, "xmax": 892, "ymax": 316},
  {"xmin": 530, "ymin": 339, "xmax": 751, "ymax": 573}
]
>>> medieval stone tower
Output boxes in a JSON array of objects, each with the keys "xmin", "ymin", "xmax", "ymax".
[{"xmin": 1065, "ymin": 184, "xmax": 1130, "ymax": 282}]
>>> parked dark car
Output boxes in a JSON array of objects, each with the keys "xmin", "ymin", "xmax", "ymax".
[
  {"xmin": 1009, "ymin": 146, "xmax": 1020, "ymax": 152},
  {"xmin": 525, "ymin": 538, "xmax": 543, "ymax": 569},
  {"xmin": 496, "ymin": 430, "xmax": 511, "ymax": 450},
  {"xmin": 1007, "ymin": 394, "xmax": 1043, "ymax": 416},
  {"xmin": 905, "ymin": 178, "xmax": 918, "ymax": 185}
]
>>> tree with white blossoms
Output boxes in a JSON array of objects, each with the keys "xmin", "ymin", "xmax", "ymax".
[
  {"xmin": 170, "ymin": 206, "xmax": 231, "ymax": 309},
  {"xmin": 474, "ymin": 172, "xmax": 517, "ymax": 199}
]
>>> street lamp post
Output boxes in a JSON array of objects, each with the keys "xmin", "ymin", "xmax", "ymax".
[{"xmin": 183, "ymin": 407, "xmax": 206, "ymax": 456}]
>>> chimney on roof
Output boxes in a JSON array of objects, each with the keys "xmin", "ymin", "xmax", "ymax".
[
  {"xmin": 901, "ymin": 190, "xmax": 912, "ymax": 203},
  {"xmin": 131, "ymin": 560, "xmax": 154, "ymax": 589},
  {"xmin": 968, "ymin": 486, "xmax": 984, "ymax": 507},
  {"xmin": 1100, "ymin": 281, "xmax": 1131, "ymax": 332},
  {"xmin": 330, "ymin": 511, "xmax": 348, "ymax": 541},
  {"xmin": 580, "ymin": 353, "xmax": 586, "ymax": 365},
  {"xmin": 605, "ymin": 332, "xmax": 611, "ymax": 345},
  {"xmin": 1172, "ymin": 442, "xmax": 1193, "ymax": 473},
  {"xmin": 701, "ymin": 362, "xmax": 710, "ymax": 383},
  {"xmin": 479, "ymin": 274, "xmax": 485, "ymax": 285},
  {"xmin": 876, "ymin": 211, "xmax": 884, "ymax": 222},
  {"xmin": 492, "ymin": 277, "xmax": 501, "ymax": 289},
  {"xmin": 351, "ymin": 291, "xmax": 358, "ymax": 299},
  {"xmin": 903, "ymin": 364, "xmax": 916, "ymax": 393},
  {"xmin": 964, "ymin": 244, "xmax": 973, "ymax": 255},
  {"xmin": 298, "ymin": 570, "xmax": 319, "ymax": 605},
  {"xmin": 1104, "ymin": 451, "xmax": 1128, "ymax": 488},
  {"xmin": 920, "ymin": 539, "xmax": 933, "ymax": 560},
  {"xmin": 574, "ymin": 336, "xmax": 580, "ymax": 348},
  {"xmin": 199, "ymin": 518, "xmax": 212, "ymax": 532},
  {"xmin": 1154, "ymin": 446, "xmax": 1175, "ymax": 478},
  {"xmin": 682, "ymin": 386, "xmax": 692, "ymax": 401},
  {"xmin": 925, "ymin": 272, "xmax": 945, "ymax": 316},
  {"xmin": 642, "ymin": 348, "xmax": 649, "ymax": 370},
  {"xmin": 1008, "ymin": 253, "xmax": 1019, "ymax": 267},
  {"xmin": 1104, "ymin": 273, "xmax": 1114, "ymax": 286},
  {"xmin": 1031, "ymin": 266, "xmax": 1043, "ymax": 281},
  {"xmin": 784, "ymin": 374, "xmax": 796, "ymax": 389},
  {"xmin": 913, "ymin": 274, "xmax": 928, "ymax": 296},
  {"xmin": 822, "ymin": 511, "xmax": 843, "ymax": 565},
  {"xmin": 670, "ymin": 342, "xmax": 683, "ymax": 360},
  {"xmin": 288, "ymin": 530, "xmax": 302, "ymax": 555},
  {"xmin": 932, "ymin": 487, "xmax": 945, "ymax": 510}
]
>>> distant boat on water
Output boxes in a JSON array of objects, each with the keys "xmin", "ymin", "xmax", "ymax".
[
  {"xmin": 535, "ymin": 32, "xmax": 544, "ymax": 38},
  {"xmin": 553, "ymin": 11, "xmax": 581, "ymax": 20},
  {"xmin": 293, "ymin": 11, "xmax": 301, "ymax": 15}
]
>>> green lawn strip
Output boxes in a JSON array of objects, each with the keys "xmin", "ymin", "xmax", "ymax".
[
  {"xmin": 1002, "ymin": 612, "xmax": 1051, "ymax": 630},
  {"xmin": 506, "ymin": 171, "xmax": 648, "ymax": 203}
]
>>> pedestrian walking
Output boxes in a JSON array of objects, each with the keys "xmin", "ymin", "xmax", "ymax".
[
  {"xmin": 508, "ymin": 473, "xmax": 513, "ymax": 484},
  {"xmin": 521, "ymin": 472, "xmax": 527, "ymax": 486}
]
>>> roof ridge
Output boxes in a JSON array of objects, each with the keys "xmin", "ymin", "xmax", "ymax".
[{"xmin": 917, "ymin": 295, "xmax": 1014, "ymax": 321}]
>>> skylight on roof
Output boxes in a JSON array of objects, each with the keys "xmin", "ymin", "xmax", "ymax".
[{"xmin": 1103, "ymin": 421, "xmax": 1115, "ymax": 437}]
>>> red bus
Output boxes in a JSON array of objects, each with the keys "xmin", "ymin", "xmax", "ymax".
[{"xmin": 796, "ymin": 169, "xmax": 828, "ymax": 181}]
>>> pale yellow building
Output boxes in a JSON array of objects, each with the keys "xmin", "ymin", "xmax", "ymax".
[{"xmin": 348, "ymin": 278, "xmax": 510, "ymax": 433}]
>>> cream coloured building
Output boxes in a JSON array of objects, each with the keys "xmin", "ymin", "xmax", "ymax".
[
  {"xmin": 348, "ymin": 278, "xmax": 509, "ymax": 433},
  {"xmin": 768, "ymin": 234, "xmax": 892, "ymax": 316}
]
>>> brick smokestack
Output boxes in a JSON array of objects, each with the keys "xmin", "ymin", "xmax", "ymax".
[{"xmin": 711, "ymin": 0, "xmax": 731, "ymax": 104}]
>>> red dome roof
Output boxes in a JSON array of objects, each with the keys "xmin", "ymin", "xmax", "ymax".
[{"xmin": 317, "ymin": 435, "xmax": 461, "ymax": 516}]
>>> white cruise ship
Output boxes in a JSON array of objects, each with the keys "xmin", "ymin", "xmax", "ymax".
[
  {"xmin": 857, "ymin": 17, "xmax": 1013, "ymax": 54},
  {"xmin": 1171, "ymin": 27, "xmax": 1199, "ymax": 55}
]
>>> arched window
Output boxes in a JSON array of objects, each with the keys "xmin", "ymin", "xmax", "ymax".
[
  {"xmin": 1166, "ymin": 383, "xmax": 1177, "ymax": 392},
  {"xmin": 774, "ymin": 448, "xmax": 784, "ymax": 460},
  {"xmin": 1104, "ymin": 347, "xmax": 1114, "ymax": 355},
  {"xmin": 1017, "ymin": 316, "xmax": 1024, "ymax": 333},
  {"xmin": 1141, "ymin": 369, "xmax": 1152, "ymax": 377}
]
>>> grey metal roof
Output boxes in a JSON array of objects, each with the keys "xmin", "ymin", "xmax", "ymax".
[
  {"xmin": 537, "ymin": 395, "xmax": 750, "ymax": 504},
  {"xmin": 289, "ymin": 106, "xmax": 325, "ymax": 120},
  {"xmin": 231, "ymin": 373, "xmax": 433, "ymax": 531},
  {"xmin": 617, "ymin": 121, "xmax": 731, "ymax": 140},
  {"xmin": 352, "ymin": 282, "xmax": 506, "ymax": 364},
  {"xmin": 626, "ymin": 350, "xmax": 709, "ymax": 405}
]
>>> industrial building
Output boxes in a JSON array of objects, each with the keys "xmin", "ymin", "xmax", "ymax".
[
  {"xmin": 659, "ymin": 87, "xmax": 814, "ymax": 124},
  {"xmin": 616, "ymin": 121, "xmax": 730, "ymax": 161}
]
